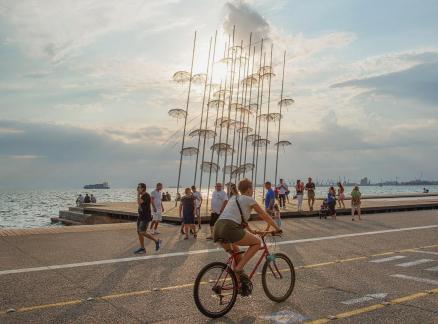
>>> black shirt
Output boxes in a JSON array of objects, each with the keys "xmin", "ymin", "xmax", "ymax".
[
  {"xmin": 181, "ymin": 195, "xmax": 195, "ymax": 214},
  {"xmin": 84, "ymin": 195, "xmax": 91, "ymax": 203},
  {"xmin": 138, "ymin": 193, "xmax": 152, "ymax": 221},
  {"xmin": 305, "ymin": 182, "xmax": 315, "ymax": 192}
]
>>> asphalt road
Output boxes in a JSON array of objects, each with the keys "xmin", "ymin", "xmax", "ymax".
[{"xmin": 1, "ymin": 210, "xmax": 438, "ymax": 323}]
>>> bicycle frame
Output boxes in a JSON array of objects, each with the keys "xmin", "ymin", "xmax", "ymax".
[
  {"xmin": 211, "ymin": 234, "xmax": 283, "ymax": 295},
  {"xmin": 226, "ymin": 235, "xmax": 279, "ymax": 279}
]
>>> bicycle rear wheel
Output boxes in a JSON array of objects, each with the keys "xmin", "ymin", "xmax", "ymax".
[
  {"xmin": 261, "ymin": 253, "xmax": 295, "ymax": 302},
  {"xmin": 193, "ymin": 262, "xmax": 238, "ymax": 318}
]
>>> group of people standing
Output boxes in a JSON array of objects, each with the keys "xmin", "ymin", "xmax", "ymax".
[
  {"xmin": 75, "ymin": 193, "xmax": 96, "ymax": 205},
  {"xmin": 323, "ymin": 183, "xmax": 362, "ymax": 220}
]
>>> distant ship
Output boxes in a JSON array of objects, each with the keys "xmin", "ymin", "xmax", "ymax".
[{"xmin": 83, "ymin": 181, "xmax": 110, "ymax": 189}]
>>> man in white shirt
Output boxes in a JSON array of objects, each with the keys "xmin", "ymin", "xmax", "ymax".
[
  {"xmin": 207, "ymin": 183, "xmax": 228, "ymax": 240},
  {"xmin": 150, "ymin": 183, "xmax": 164, "ymax": 235},
  {"xmin": 278, "ymin": 178, "xmax": 288, "ymax": 209},
  {"xmin": 191, "ymin": 185, "xmax": 203, "ymax": 229}
]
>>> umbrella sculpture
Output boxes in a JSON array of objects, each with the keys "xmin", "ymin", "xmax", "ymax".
[
  {"xmin": 172, "ymin": 71, "xmax": 191, "ymax": 84},
  {"xmin": 200, "ymin": 161, "xmax": 219, "ymax": 173},
  {"xmin": 188, "ymin": 129, "xmax": 216, "ymax": 139},
  {"xmin": 170, "ymin": 27, "xmax": 294, "ymax": 206},
  {"xmin": 191, "ymin": 73, "xmax": 207, "ymax": 84},
  {"xmin": 210, "ymin": 143, "xmax": 234, "ymax": 155},
  {"xmin": 168, "ymin": 108, "xmax": 187, "ymax": 120},
  {"xmin": 224, "ymin": 164, "xmax": 238, "ymax": 174},
  {"xmin": 180, "ymin": 147, "xmax": 199, "ymax": 156}
]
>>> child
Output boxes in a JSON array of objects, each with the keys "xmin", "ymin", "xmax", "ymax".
[
  {"xmin": 273, "ymin": 203, "xmax": 282, "ymax": 228},
  {"xmin": 179, "ymin": 188, "xmax": 197, "ymax": 239}
]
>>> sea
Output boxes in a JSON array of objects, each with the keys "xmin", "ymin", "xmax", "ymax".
[{"xmin": 1, "ymin": 185, "xmax": 437, "ymax": 228}]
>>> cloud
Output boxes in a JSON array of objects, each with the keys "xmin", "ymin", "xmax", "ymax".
[
  {"xmin": 0, "ymin": 0, "xmax": 182, "ymax": 64},
  {"xmin": 332, "ymin": 61, "xmax": 438, "ymax": 105},
  {"xmin": 7, "ymin": 155, "xmax": 43, "ymax": 160},
  {"xmin": 223, "ymin": 1, "xmax": 270, "ymax": 43},
  {"xmin": 0, "ymin": 120, "xmax": 183, "ymax": 188},
  {"xmin": 221, "ymin": 1, "xmax": 355, "ymax": 62},
  {"xmin": 0, "ymin": 127, "xmax": 24, "ymax": 134}
]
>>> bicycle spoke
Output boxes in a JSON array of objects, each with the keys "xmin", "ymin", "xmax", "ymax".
[
  {"xmin": 194, "ymin": 262, "xmax": 238, "ymax": 318},
  {"xmin": 262, "ymin": 253, "xmax": 295, "ymax": 302}
]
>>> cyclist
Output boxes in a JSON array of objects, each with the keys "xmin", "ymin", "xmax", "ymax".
[{"xmin": 213, "ymin": 178, "xmax": 281, "ymax": 296}]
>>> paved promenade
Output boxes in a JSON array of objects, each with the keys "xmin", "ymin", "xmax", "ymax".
[{"xmin": 1, "ymin": 210, "xmax": 438, "ymax": 323}]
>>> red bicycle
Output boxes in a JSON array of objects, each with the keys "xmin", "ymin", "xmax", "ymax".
[{"xmin": 193, "ymin": 231, "xmax": 295, "ymax": 318}]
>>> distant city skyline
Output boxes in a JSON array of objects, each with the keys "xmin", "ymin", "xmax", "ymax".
[{"xmin": 1, "ymin": 0, "xmax": 438, "ymax": 189}]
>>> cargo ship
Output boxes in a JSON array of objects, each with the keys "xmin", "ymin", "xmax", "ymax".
[{"xmin": 83, "ymin": 181, "xmax": 110, "ymax": 189}]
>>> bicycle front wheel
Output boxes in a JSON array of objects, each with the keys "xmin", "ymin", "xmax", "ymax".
[
  {"xmin": 193, "ymin": 262, "xmax": 238, "ymax": 318},
  {"xmin": 261, "ymin": 253, "xmax": 295, "ymax": 302}
]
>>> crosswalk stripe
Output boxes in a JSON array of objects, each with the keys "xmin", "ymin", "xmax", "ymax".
[
  {"xmin": 370, "ymin": 255, "xmax": 406, "ymax": 263},
  {"xmin": 390, "ymin": 274, "xmax": 438, "ymax": 285},
  {"xmin": 396, "ymin": 259, "xmax": 434, "ymax": 267}
]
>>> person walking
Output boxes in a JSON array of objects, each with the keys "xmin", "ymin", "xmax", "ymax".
[
  {"xmin": 76, "ymin": 194, "xmax": 83, "ymax": 206},
  {"xmin": 327, "ymin": 186, "xmax": 337, "ymax": 220},
  {"xmin": 337, "ymin": 182, "xmax": 345, "ymax": 208},
  {"xmin": 84, "ymin": 193, "xmax": 91, "ymax": 203},
  {"xmin": 351, "ymin": 186, "xmax": 362, "ymax": 221},
  {"xmin": 150, "ymin": 183, "xmax": 164, "ymax": 235},
  {"xmin": 90, "ymin": 194, "xmax": 97, "ymax": 203},
  {"xmin": 295, "ymin": 180, "xmax": 304, "ymax": 212},
  {"xmin": 179, "ymin": 188, "xmax": 197, "ymax": 239},
  {"xmin": 264, "ymin": 182, "xmax": 276, "ymax": 216},
  {"xmin": 277, "ymin": 179, "xmax": 288, "ymax": 209},
  {"xmin": 191, "ymin": 185, "xmax": 203, "ymax": 229},
  {"xmin": 207, "ymin": 183, "xmax": 228, "ymax": 240},
  {"xmin": 134, "ymin": 183, "xmax": 161, "ymax": 254},
  {"xmin": 305, "ymin": 177, "xmax": 316, "ymax": 211}
]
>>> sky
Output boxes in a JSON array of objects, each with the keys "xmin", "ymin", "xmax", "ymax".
[{"xmin": 0, "ymin": 0, "xmax": 437, "ymax": 189}]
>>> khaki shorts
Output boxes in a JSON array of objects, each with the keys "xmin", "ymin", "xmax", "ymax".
[
  {"xmin": 213, "ymin": 219, "xmax": 245, "ymax": 243},
  {"xmin": 152, "ymin": 210, "xmax": 162, "ymax": 221},
  {"xmin": 308, "ymin": 191, "xmax": 315, "ymax": 199}
]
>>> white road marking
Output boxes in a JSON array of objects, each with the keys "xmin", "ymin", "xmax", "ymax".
[
  {"xmin": 411, "ymin": 250, "xmax": 438, "ymax": 256},
  {"xmin": 391, "ymin": 274, "xmax": 438, "ymax": 285},
  {"xmin": 370, "ymin": 255, "xmax": 406, "ymax": 263},
  {"xmin": 396, "ymin": 259, "xmax": 434, "ymax": 267},
  {"xmin": 341, "ymin": 293, "xmax": 387, "ymax": 305},
  {"xmin": 1, "ymin": 224, "xmax": 438, "ymax": 276},
  {"xmin": 425, "ymin": 266, "xmax": 438, "ymax": 272},
  {"xmin": 259, "ymin": 309, "xmax": 309, "ymax": 323}
]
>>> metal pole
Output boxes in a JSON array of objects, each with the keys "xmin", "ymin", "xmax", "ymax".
[
  {"xmin": 215, "ymin": 37, "xmax": 231, "ymax": 184},
  {"xmin": 251, "ymin": 39, "xmax": 264, "ymax": 188},
  {"xmin": 175, "ymin": 31, "xmax": 197, "ymax": 206},
  {"xmin": 228, "ymin": 40, "xmax": 244, "ymax": 185},
  {"xmin": 242, "ymin": 45, "xmax": 256, "ymax": 178},
  {"xmin": 262, "ymin": 43, "xmax": 274, "ymax": 199},
  {"xmin": 193, "ymin": 36, "xmax": 213, "ymax": 186},
  {"xmin": 205, "ymin": 82, "xmax": 223, "ymax": 215},
  {"xmin": 253, "ymin": 51, "xmax": 266, "ymax": 198},
  {"xmin": 237, "ymin": 34, "xmax": 252, "ymax": 180},
  {"xmin": 274, "ymin": 50, "xmax": 287, "ymax": 186},
  {"xmin": 222, "ymin": 26, "xmax": 237, "ymax": 187},
  {"xmin": 200, "ymin": 31, "xmax": 218, "ymax": 214}
]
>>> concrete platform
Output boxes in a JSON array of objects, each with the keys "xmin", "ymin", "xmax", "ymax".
[
  {"xmin": 54, "ymin": 194, "xmax": 438, "ymax": 225},
  {"xmin": 1, "ymin": 209, "xmax": 438, "ymax": 323}
]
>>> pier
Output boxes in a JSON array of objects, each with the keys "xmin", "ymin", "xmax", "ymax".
[{"xmin": 52, "ymin": 193, "xmax": 438, "ymax": 225}]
